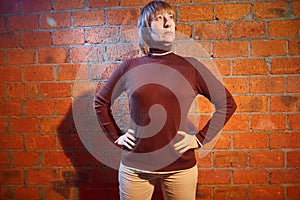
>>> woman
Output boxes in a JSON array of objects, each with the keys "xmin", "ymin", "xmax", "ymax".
[{"xmin": 94, "ymin": 1, "xmax": 236, "ymax": 199}]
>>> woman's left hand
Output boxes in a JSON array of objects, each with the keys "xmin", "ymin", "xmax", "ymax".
[{"xmin": 174, "ymin": 131, "xmax": 199, "ymax": 154}]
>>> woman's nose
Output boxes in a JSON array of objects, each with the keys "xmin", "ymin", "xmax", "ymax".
[{"xmin": 164, "ymin": 18, "xmax": 171, "ymax": 28}]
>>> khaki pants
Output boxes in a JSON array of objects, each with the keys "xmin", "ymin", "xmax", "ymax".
[{"xmin": 118, "ymin": 163, "xmax": 198, "ymax": 200}]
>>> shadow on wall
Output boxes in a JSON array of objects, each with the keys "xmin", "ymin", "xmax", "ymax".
[{"xmin": 56, "ymin": 91, "xmax": 164, "ymax": 200}]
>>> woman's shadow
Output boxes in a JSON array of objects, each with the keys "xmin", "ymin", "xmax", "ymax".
[{"xmin": 56, "ymin": 91, "xmax": 164, "ymax": 200}]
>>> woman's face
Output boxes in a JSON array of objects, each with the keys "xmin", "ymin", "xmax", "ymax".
[{"xmin": 150, "ymin": 12, "xmax": 175, "ymax": 47}]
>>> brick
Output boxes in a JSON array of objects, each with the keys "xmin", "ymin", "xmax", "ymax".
[
  {"xmin": 0, "ymin": 134, "xmax": 23, "ymax": 150},
  {"xmin": 27, "ymin": 168, "xmax": 58, "ymax": 184},
  {"xmin": 40, "ymin": 83, "xmax": 71, "ymax": 98},
  {"xmin": 11, "ymin": 118, "xmax": 39, "ymax": 133},
  {"xmin": 243, "ymin": 95, "xmax": 269, "ymax": 113},
  {"xmin": 24, "ymin": 66, "xmax": 54, "ymax": 81},
  {"xmin": 120, "ymin": 0, "xmax": 149, "ymax": 6},
  {"xmin": 72, "ymin": 46, "xmax": 105, "ymax": 62},
  {"xmin": 0, "ymin": 84, "xmax": 5, "ymax": 99},
  {"xmin": 7, "ymin": 49, "xmax": 37, "ymax": 65},
  {"xmin": 179, "ymin": 5, "xmax": 214, "ymax": 22},
  {"xmin": 288, "ymin": 114, "xmax": 300, "ymax": 130},
  {"xmin": 91, "ymin": 168, "xmax": 119, "ymax": 185},
  {"xmin": 234, "ymin": 58, "xmax": 269, "ymax": 76},
  {"xmin": 293, "ymin": 1, "xmax": 300, "ymax": 18},
  {"xmin": 195, "ymin": 151, "xmax": 211, "ymax": 168},
  {"xmin": 287, "ymin": 186, "xmax": 300, "ymax": 200},
  {"xmin": 0, "ymin": 0, "xmax": 18, "ymax": 14},
  {"xmin": 108, "ymin": 8, "xmax": 139, "ymax": 25},
  {"xmin": 233, "ymin": 169, "xmax": 267, "ymax": 184},
  {"xmin": 0, "ymin": 117, "xmax": 8, "ymax": 133},
  {"xmin": 58, "ymin": 133, "xmax": 86, "ymax": 150},
  {"xmin": 40, "ymin": 12, "xmax": 71, "ymax": 29},
  {"xmin": 74, "ymin": 151, "xmax": 105, "ymax": 167},
  {"xmin": 0, "ymin": 152, "xmax": 9, "ymax": 166},
  {"xmin": 14, "ymin": 186, "xmax": 40, "ymax": 200},
  {"xmin": 196, "ymin": 186, "xmax": 211, "ymax": 200},
  {"xmin": 0, "ymin": 16, "xmax": 5, "ymax": 32},
  {"xmin": 250, "ymin": 151, "xmax": 284, "ymax": 168},
  {"xmin": 57, "ymin": 64, "xmax": 88, "ymax": 80},
  {"xmin": 270, "ymin": 169, "xmax": 300, "ymax": 184},
  {"xmin": 122, "ymin": 26, "xmax": 139, "ymax": 43},
  {"xmin": 0, "ymin": 100, "xmax": 21, "ymax": 116},
  {"xmin": 214, "ymin": 60, "xmax": 231, "ymax": 76},
  {"xmin": 251, "ymin": 114, "xmax": 286, "ymax": 131},
  {"xmin": 87, "ymin": 28, "xmax": 120, "ymax": 44},
  {"xmin": 44, "ymin": 151, "xmax": 72, "ymax": 166},
  {"xmin": 56, "ymin": 99, "xmax": 72, "ymax": 115},
  {"xmin": 214, "ymin": 187, "xmax": 248, "ymax": 200},
  {"xmin": 40, "ymin": 117, "xmax": 65, "ymax": 133},
  {"xmin": 269, "ymin": 20, "xmax": 300, "ymax": 37},
  {"xmin": 0, "ymin": 32, "xmax": 19, "ymax": 48},
  {"xmin": 250, "ymin": 77, "xmax": 284, "ymax": 94},
  {"xmin": 0, "ymin": 169, "xmax": 23, "ymax": 184},
  {"xmin": 0, "ymin": 50, "xmax": 4, "ymax": 65},
  {"xmin": 0, "ymin": 186, "xmax": 13, "ymax": 200},
  {"xmin": 194, "ymin": 23, "xmax": 228, "ymax": 40},
  {"xmin": 231, "ymin": 22, "xmax": 266, "ymax": 39},
  {"xmin": 26, "ymin": 134, "xmax": 57, "ymax": 150},
  {"xmin": 253, "ymin": 1, "xmax": 288, "ymax": 19},
  {"xmin": 54, "ymin": 0, "xmax": 84, "ymax": 10},
  {"xmin": 20, "ymin": 0, "xmax": 51, "ymax": 12},
  {"xmin": 0, "ymin": 66, "xmax": 21, "ymax": 82},
  {"xmin": 287, "ymin": 151, "xmax": 300, "ymax": 167},
  {"xmin": 270, "ymin": 96, "xmax": 300, "ymax": 112},
  {"xmin": 26, "ymin": 100, "xmax": 55, "ymax": 115},
  {"xmin": 233, "ymin": 132, "xmax": 268, "ymax": 149},
  {"xmin": 271, "ymin": 58, "xmax": 300, "ymax": 74},
  {"xmin": 39, "ymin": 48, "xmax": 70, "ymax": 64},
  {"xmin": 12, "ymin": 151, "xmax": 39, "ymax": 166},
  {"xmin": 88, "ymin": 0, "xmax": 119, "ymax": 8},
  {"xmin": 224, "ymin": 114, "xmax": 249, "ymax": 131},
  {"xmin": 213, "ymin": 151, "xmax": 248, "ymax": 168},
  {"xmin": 198, "ymin": 170, "xmax": 231, "ymax": 184},
  {"xmin": 270, "ymin": 132, "xmax": 300, "ymax": 149},
  {"xmin": 287, "ymin": 76, "xmax": 300, "ymax": 93},
  {"xmin": 107, "ymin": 44, "xmax": 139, "ymax": 61},
  {"xmin": 216, "ymin": 4, "xmax": 251, "ymax": 20},
  {"xmin": 214, "ymin": 41, "xmax": 248, "ymax": 58},
  {"xmin": 21, "ymin": 31, "xmax": 52, "ymax": 47},
  {"xmin": 213, "ymin": 133, "xmax": 231, "ymax": 149},
  {"xmin": 73, "ymin": 10, "xmax": 105, "ymax": 27},
  {"xmin": 54, "ymin": 29, "xmax": 85, "ymax": 46},
  {"xmin": 251, "ymin": 39, "xmax": 286, "ymax": 57},
  {"xmin": 289, "ymin": 38, "xmax": 300, "ymax": 56},
  {"xmin": 8, "ymin": 14, "xmax": 38, "ymax": 31},
  {"xmin": 8, "ymin": 83, "xmax": 39, "ymax": 99},
  {"xmin": 250, "ymin": 186, "xmax": 284, "ymax": 200},
  {"xmin": 222, "ymin": 78, "xmax": 248, "ymax": 94},
  {"xmin": 196, "ymin": 96, "xmax": 215, "ymax": 113},
  {"xmin": 175, "ymin": 41, "xmax": 211, "ymax": 58},
  {"xmin": 173, "ymin": 23, "xmax": 192, "ymax": 42}
]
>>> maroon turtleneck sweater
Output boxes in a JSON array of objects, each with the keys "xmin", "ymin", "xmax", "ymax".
[{"xmin": 94, "ymin": 49, "xmax": 236, "ymax": 172}]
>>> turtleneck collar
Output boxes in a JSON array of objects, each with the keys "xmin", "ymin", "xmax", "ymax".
[{"xmin": 149, "ymin": 48, "xmax": 173, "ymax": 57}]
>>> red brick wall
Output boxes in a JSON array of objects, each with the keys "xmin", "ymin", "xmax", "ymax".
[{"xmin": 0, "ymin": 0, "xmax": 299, "ymax": 199}]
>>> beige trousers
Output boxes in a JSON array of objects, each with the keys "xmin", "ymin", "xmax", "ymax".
[{"xmin": 118, "ymin": 163, "xmax": 198, "ymax": 200}]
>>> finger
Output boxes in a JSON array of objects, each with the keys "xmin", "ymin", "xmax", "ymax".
[
  {"xmin": 126, "ymin": 133, "xmax": 136, "ymax": 141},
  {"xmin": 174, "ymin": 142, "xmax": 188, "ymax": 151},
  {"xmin": 179, "ymin": 146, "xmax": 190, "ymax": 154},
  {"xmin": 125, "ymin": 137, "xmax": 136, "ymax": 146},
  {"xmin": 123, "ymin": 142, "xmax": 133, "ymax": 150},
  {"xmin": 127, "ymin": 129, "xmax": 135, "ymax": 134}
]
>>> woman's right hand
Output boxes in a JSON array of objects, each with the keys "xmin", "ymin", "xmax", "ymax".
[{"xmin": 114, "ymin": 129, "xmax": 136, "ymax": 150}]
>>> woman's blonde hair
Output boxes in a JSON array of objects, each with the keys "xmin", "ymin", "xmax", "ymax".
[{"xmin": 138, "ymin": 0, "xmax": 175, "ymax": 55}]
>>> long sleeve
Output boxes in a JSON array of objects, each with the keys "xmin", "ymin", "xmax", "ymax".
[
  {"xmin": 185, "ymin": 58, "xmax": 237, "ymax": 145},
  {"xmin": 94, "ymin": 62, "xmax": 127, "ymax": 142}
]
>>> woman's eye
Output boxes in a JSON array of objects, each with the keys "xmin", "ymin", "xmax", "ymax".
[
  {"xmin": 155, "ymin": 15, "xmax": 163, "ymax": 21},
  {"xmin": 169, "ymin": 15, "xmax": 174, "ymax": 20}
]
